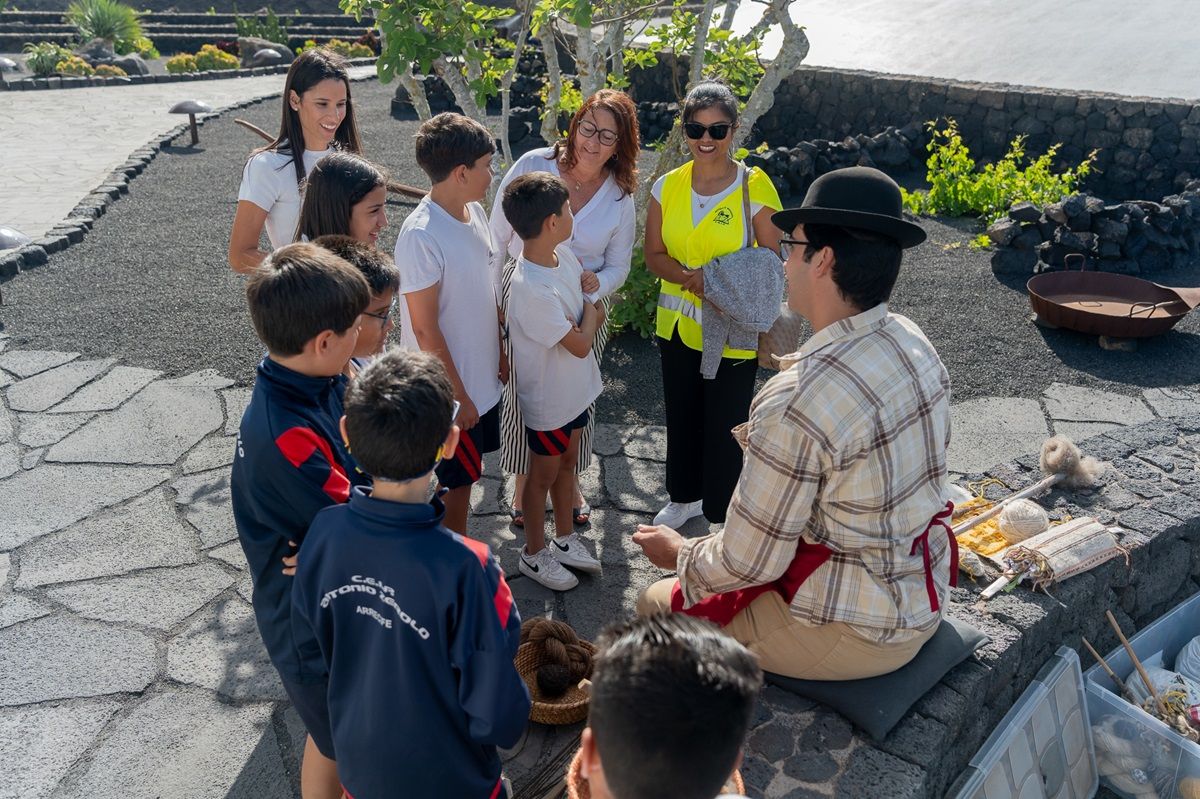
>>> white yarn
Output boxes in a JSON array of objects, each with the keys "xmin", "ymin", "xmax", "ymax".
[
  {"xmin": 1175, "ymin": 635, "xmax": 1200, "ymax": 684},
  {"xmin": 998, "ymin": 499, "xmax": 1050, "ymax": 543},
  {"xmin": 1128, "ymin": 665, "xmax": 1200, "ymax": 707}
]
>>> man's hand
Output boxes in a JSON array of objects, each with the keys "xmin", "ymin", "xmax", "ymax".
[
  {"xmin": 581, "ymin": 270, "xmax": 600, "ymax": 294},
  {"xmin": 457, "ymin": 395, "xmax": 480, "ymax": 431},
  {"xmin": 498, "ymin": 349, "xmax": 510, "ymax": 385},
  {"xmin": 633, "ymin": 524, "xmax": 685, "ymax": 571},
  {"xmin": 282, "ymin": 540, "xmax": 298, "ymax": 576}
]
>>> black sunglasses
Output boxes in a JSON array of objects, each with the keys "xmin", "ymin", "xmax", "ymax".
[{"xmin": 683, "ymin": 122, "xmax": 733, "ymax": 141}]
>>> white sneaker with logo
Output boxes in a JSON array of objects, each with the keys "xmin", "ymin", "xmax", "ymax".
[
  {"xmin": 519, "ymin": 546, "xmax": 579, "ymax": 591},
  {"xmin": 652, "ymin": 499, "xmax": 704, "ymax": 528},
  {"xmin": 550, "ymin": 533, "xmax": 602, "ymax": 575}
]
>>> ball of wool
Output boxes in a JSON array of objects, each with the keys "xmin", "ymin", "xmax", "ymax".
[
  {"xmin": 998, "ymin": 499, "xmax": 1050, "ymax": 543},
  {"xmin": 1178, "ymin": 777, "xmax": 1200, "ymax": 799},
  {"xmin": 537, "ymin": 663, "xmax": 573, "ymax": 697}
]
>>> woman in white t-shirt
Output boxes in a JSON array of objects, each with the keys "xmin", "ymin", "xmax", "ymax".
[
  {"xmin": 489, "ymin": 89, "xmax": 640, "ymax": 528},
  {"xmin": 228, "ymin": 48, "xmax": 364, "ymax": 273}
]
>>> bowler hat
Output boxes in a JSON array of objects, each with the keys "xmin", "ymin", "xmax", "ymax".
[{"xmin": 772, "ymin": 166, "xmax": 926, "ymax": 248}]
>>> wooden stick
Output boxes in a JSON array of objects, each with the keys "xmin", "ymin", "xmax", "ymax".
[
  {"xmin": 232, "ymin": 118, "xmax": 428, "ymax": 200},
  {"xmin": 1106, "ymin": 610, "xmax": 1168, "ymax": 717},
  {"xmin": 951, "ymin": 472, "xmax": 1065, "ymax": 536},
  {"xmin": 1083, "ymin": 636, "xmax": 1138, "ymax": 703}
]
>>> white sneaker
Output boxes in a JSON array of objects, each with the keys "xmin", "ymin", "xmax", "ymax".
[
  {"xmin": 550, "ymin": 533, "xmax": 602, "ymax": 575},
  {"xmin": 652, "ymin": 500, "xmax": 704, "ymax": 528},
  {"xmin": 519, "ymin": 546, "xmax": 579, "ymax": 591}
]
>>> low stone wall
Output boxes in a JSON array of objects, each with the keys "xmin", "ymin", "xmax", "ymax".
[{"xmin": 989, "ymin": 183, "xmax": 1200, "ymax": 275}]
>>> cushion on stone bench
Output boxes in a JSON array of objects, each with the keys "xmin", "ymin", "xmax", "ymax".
[{"xmin": 763, "ymin": 616, "xmax": 989, "ymax": 740}]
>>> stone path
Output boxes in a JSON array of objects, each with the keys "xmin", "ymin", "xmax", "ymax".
[
  {"xmin": 2, "ymin": 333, "xmax": 1198, "ymax": 797},
  {"xmin": 0, "ymin": 66, "xmax": 375, "ymax": 247}
]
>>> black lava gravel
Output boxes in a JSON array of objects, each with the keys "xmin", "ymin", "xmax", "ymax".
[{"xmin": 1, "ymin": 78, "xmax": 1198, "ymax": 426}]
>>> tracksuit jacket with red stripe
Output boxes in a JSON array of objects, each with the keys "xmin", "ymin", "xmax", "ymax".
[
  {"xmin": 230, "ymin": 356, "xmax": 367, "ymax": 683},
  {"xmin": 292, "ymin": 489, "xmax": 530, "ymax": 799}
]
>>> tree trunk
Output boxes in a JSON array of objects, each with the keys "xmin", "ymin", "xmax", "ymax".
[
  {"xmin": 498, "ymin": 12, "xmax": 533, "ymax": 168},
  {"xmin": 734, "ymin": 0, "xmax": 808, "ymax": 150},
  {"xmin": 398, "ymin": 63, "xmax": 433, "ymax": 121},
  {"xmin": 434, "ymin": 55, "xmax": 486, "ymax": 126},
  {"xmin": 540, "ymin": 21, "xmax": 565, "ymax": 144},
  {"xmin": 717, "ymin": 0, "xmax": 739, "ymax": 31},
  {"xmin": 634, "ymin": 123, "xmax": 687, "ymax": 243},
  {"xmin": 688, "ymin": 0, "xmax": 720, "ymax": 88}
]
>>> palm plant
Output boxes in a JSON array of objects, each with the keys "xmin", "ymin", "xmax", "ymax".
[{"xmin": 66, "ymin": 0, "xmax": 142, "ymax": 45}]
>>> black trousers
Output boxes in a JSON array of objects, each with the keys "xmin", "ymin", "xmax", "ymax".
[{"xmin": 659, "ymin": 330, "xmax": 758, "ymax": 524}]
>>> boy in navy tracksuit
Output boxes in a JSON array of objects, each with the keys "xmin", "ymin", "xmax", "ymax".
[
  {"xmin": 230, "ymin": 242, "xmax": 371, "ymax": 799},
  {"xmin": 293, "ymin": 349, "xmax": 530, "ymax": 799}
]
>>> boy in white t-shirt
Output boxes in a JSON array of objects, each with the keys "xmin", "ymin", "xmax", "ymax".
[
  {"xmin": 395, "ymin": 112, "xmax": 508, "ymax": 534},
  {"xmin": 503, "ymin": 172, "xmax": 604, "ymax": 591}
]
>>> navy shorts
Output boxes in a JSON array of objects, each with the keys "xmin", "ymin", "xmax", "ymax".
[
  {"xmin": 437, "ymin": 401, "xmax": 500, "ymax": 490},
  {"xmin": 280, "ymin": 674, "xmax": 335, "ymax": 759},
  {"xmin": 526, "ymin": 409, "xmax": 589, "ymax": 457}
]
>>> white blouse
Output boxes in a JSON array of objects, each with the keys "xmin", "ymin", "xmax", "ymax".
[{"xmin": 488, "ymin": 147, "xmax": 636, "ymax": 302}]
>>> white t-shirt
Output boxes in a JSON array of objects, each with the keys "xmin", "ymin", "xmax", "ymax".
[
  {"xmin": 394, "ymin": 196, "xmax": 502, "ymax": 415},
  {"xmin": 237, "ymin": 146, "xmax": 332, "ymax": 248},
  {"xmin": 651, "ymin": 168, "xmax": 766, "ymax": 227},
  {"xmin": 508, "ymin": 247, "xmax": 602, "ymax": 431},
  {"xmin": 489, "ymin": 147, "xmax": 636, "ymax": 301}
]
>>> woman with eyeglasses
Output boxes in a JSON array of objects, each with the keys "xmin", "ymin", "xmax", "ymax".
[
  {"xmin": 642, "ymin": 80, "xmax": 783, "ymax": 532},
  {"xmin": 489, "ymin": 89, "xmax": 641, "ymax": 529}
]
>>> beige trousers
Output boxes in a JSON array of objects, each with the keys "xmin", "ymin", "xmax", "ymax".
[{"xmin": 637, "ymin": 577, "xmax": 936, "ymax": 680}]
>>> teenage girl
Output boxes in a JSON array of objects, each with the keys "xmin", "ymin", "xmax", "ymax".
[
  {"xmin": 296, "ymin": 152, "xmax": 388, "ymax": 245},
  {"xmin": 228, "ymin": 48, "xmax": 363, "ymax": 273}
]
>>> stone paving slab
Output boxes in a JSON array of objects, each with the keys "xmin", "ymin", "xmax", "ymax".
[
  {"xmin": 0, "ymin": 350, "xmax": 79, "ymax": 379},
  {"xmin": 48, "ymin": 365, "xmax": 160, "ymax": 414},
  {"xmin": 166, "ymin": 597, "xmax": 285, "ymax": 702},
  {"xmin": 0, "ymin": 443, "xmax": 17, "ymax": 479},
  {"xmin": 947, "ymin": 397, "xmax": 1049, "ymax": 474},
  {"xmin": 1043, "ymin": 382, "xmax": 1156, "ymax": 425},
  {"xmin": 6, "ymin": 358, "xmax": 116, "ymax": 413},
  {"xmin": 1143, "ymin": 387, "xmax": 1200, "ymax": 418},
  {"xmin": 17, "ymin": 411, "xmax": 95, "ymax": 447},
  {"xmin": 0, "ymin": 699, "xmax": 122, "ymax": 799},
  {"xmin": 45, "ymin": 563, "xmax": 235, "ymax": 632}
]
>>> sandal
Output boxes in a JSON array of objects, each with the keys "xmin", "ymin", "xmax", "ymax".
[
  {"xmin": 572, "ymin": 501, "xmax": 592, "ymax": 526},
  {"xmin": 509, "ymin": 506, "xmax": 525, "ymax": 529}
]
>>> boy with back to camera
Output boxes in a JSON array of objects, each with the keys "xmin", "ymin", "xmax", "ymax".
[
  {"xmin": 503, "ymin": 171, "xmax": 604, "ymax": 591},
  {"xmin": 395, "ymin": 112, "xmax": 508, "ymax": 535},
  {"xmin": 578, "ymin": 614, "xmax": 762, "ymax": 799},
  {"xmin": 230, "ymin": 242, "xmax": 371, "ymax": 799},
  {"xmin": 292, "ymin": 349, "xmax": 530, "ymax": 799}
]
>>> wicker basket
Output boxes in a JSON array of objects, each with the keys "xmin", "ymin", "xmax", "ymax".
[
  {"xmin": 564, "ymin": 747, "xmax": 746, "ymax": 798},
  {"xmin": 515, "ymin": 640, "xmax": 596, "ymax": 725}
]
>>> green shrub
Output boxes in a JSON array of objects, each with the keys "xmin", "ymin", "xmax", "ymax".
[
  {"xmin": 296, "ymin": 38, "xmax": 375, "ymax": 58},
  {"xmin": 93, "ymin": 62, "xmax": 127, "ymax": 76},
  {"xmin": 194, "ymin": 43, "xmax": 238, "ymax": 71},
  {"xmin": 66, "ymin": 0, "xmax": 142, "ymax": 45},
  {"xmin": 55, "ymin": 55, "xmax": 96, "ymax": 75},
  {"xmin": 115, "ymin": 34, "xmax": 158, "ymax": 59},
  {"xmin": 609, "ymin": 247, "xmax": 660, "ymax": 339},
  {"xmin": 22, "ymin": 41, "xmax": 73, "ymax": 76},
  {"xmin": 901, "ymin": 119, "xmax": 1097, "ymax": 226},
  {"xmin": 234, "ymin": 7, "xmax": 290, "ymax": 46},
  {"xmin": 165, "ymin": 52, "xmax": 197, "ymax": 73}
]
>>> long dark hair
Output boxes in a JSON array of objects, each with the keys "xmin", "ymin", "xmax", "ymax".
[
  {"xmin": 552, "ymin": 89, "xmax": 641, "ymax": 197},
  {"xmin": 295, "ymin": 152, "xmax": 387, "ymax": 242},
  {"xmin": 255, "ymin": 48, "xmax": 363, "ymax": 187}
]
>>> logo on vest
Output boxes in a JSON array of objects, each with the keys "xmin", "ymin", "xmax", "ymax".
[{"xmin": 714, "ymin": 208, "xmax": 733, "ymax": 225}]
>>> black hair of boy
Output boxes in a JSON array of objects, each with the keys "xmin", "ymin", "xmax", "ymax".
[
  {"xmin": 589, "ymin": 614, "xmax": 763, "ymax": 799},
  {"xmin": 802, "ymin": 223, "xmax": 903, "ymax": 311},
  {"xmin": 501, "ymin": 171, "xmax": 571, "ymax": 241},
  {"xmin": 313, "ymin": 234, "xmax": 400, "ymax": 295},
  {"xmin": 344, "ymin": 349, "xmax": 455, "ymax": 481},
  {"xmin": 246, "ymin": 242, "xmax": 370, "ymax": 356},
  {"xmin": 414, "ymin": 112, "xmax": 496, "ymax": 183}
]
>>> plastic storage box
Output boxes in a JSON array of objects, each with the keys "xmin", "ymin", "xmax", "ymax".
[
  {"xmin": 955, "ymin": 647, "xmax": 1097, "ymax": 799},
  {"xmin": 1085, "ymin": 591, "xmax": 1200, "ymax": 798}
]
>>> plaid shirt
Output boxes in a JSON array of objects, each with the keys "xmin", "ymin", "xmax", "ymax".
[{"xmin": 676, "ymin": 303, "xmax": 953, "ymax": 643}]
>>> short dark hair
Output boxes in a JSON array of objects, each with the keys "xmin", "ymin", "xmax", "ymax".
[
  {"xmin": 343, "ymin": 350, "xmax": 455, "ymax": 481},
  {"xmin": 589, "ymin": 614, "xmax": 762, "ymax": 799},
  {"xmin": 501, "ymin": 172, "xmax": 570, "ymax": 240},
  {"xmin": 804, "ymin": 223, "xmax": 903, "ymax": 310},
  {"xmin": 682, "ymin": 80, "xmax": 739, "ymax": 124},
  {"xmin": 414, "ymin": 112, "xmax": 496, "ymax": 183},
  {"xmin": 246, "ymin": 242, "xmax": 370, "ymax": 357},
  {"xmin": 296, "ymin": 153, "xmax": 388, "ymax": 242},
  {"xmin": 313, "ymin": 234, "xmax": 399, "ymax": 294}
]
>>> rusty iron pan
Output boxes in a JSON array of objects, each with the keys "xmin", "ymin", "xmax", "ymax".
[{"xmin": 1027, "ymin": 254, "xmax": 1200, "ymax": 338}]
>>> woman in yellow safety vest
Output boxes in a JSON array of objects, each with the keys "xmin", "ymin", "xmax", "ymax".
[{"xmin": 642, "ymin": 81, "xmax": 783, "ymax": 530}]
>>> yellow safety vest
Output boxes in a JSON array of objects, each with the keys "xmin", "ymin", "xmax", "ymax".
[{"xmin": 655, "ymin": 162, "xmax": 782, "ymax": 359}]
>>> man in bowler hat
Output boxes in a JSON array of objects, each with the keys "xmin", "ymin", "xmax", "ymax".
[{"xmin": 635, "ymin": 167, "xmax": 958, "ymax": 680}]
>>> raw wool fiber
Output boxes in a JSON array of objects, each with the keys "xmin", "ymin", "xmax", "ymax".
[
  {"xmin": 998, "ymin": 498, "xmax": 1050, "ymax": 544},
  {"xmin": 1176, "ymin": 635, "xmax": 1200, "ymax": 685},
  {"xmin": 520, "ymin": 618, "xmax": 593, "ymax": 698},
  {"xmin": 1040, "ymin": 434, "xmax": 1106, "ymax": 489},
  {"xmin": 1092, "ymin": 716, "xmax": 1161, "ymax": 798}
]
